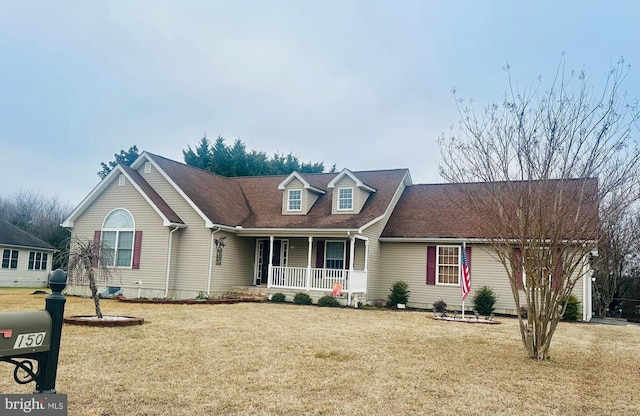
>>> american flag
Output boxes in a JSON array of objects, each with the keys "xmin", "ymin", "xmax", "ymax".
[{"xmin": 460, "ymin": 245, "xmax": 471, "ymax": 301}]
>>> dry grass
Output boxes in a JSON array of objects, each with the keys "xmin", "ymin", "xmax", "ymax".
[{"xmin": 1, "ymin": 289, "xmax": 639, "ymax": 416}]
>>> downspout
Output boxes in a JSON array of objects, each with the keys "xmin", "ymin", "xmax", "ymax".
[
  {"xmin": 207, "ymin": 227, "xmax": 221, "ymax": 298},
  {"xmin": 164, "ymin": 225, "xmax": 180, "ymax": 298}
]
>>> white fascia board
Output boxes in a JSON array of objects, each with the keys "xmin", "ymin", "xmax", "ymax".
[
  {"xmin": 137, "ymin": 152, "xmax": 215, "ymax": 228},
  {"xmin": 278, "ymin": 172, "xmax": 325, "ymax": 194},
  {"xmin": 327, "ymin": 168, "xmax": 376, "ymax": 193},
  {"xmin": 378, "ymin": 237, "xmax": 490, "ymax": 243},
  {"xmin": 235, "ymin": 227, "xmax": 359, "ymax": 237},
  {"xmin": 0, "ymin": 243, "xmax": 57, "ymax": 252},
  {"xmin": 61, "ymin": 167, "xmax": 121, "ymax": 227}
]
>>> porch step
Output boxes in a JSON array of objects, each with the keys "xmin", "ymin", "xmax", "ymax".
[{"xmin": 224, "ymin": 286, "xmax": 270, "ymax": 301}]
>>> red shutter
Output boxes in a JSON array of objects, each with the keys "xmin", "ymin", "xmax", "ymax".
[
  {"xmin": 315, "ymin": 240, "xmax": 325, "ymax": 268},
  {"xmin": 514, "ymin": 247, "xmax": 524, "ymax": 289},
  {"xmin": 426, "ymin": 246, "xmax": 436, "ymax": 285},
  {"xmin": 551, "ymin": 250, "xmax": 563, "ymax": 291},
  {"xmin": 132, "ymin": 231, "xmax": 143, "ymax": 270},
  {"xmin": 92, "ymin": 231, "xmax": 101, "ymax": 267}
]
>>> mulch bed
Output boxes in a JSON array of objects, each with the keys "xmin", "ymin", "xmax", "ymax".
[
  {"xmin": 114, "ymin": 296, "xmax": 265, "ymax": 305},
  {"xmin": 64, "ymin": 315, "xmax": 145, "ymax": 327}
]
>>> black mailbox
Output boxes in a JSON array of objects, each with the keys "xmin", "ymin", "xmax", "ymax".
[{"xmin": 0, "ymin": 311, "xmax": 52, "ymax": 357}]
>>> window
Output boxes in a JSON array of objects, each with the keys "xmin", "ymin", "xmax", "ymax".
[
  {"xmin": 102, "ymin": 209, "xmax": 135, "ymax": 267},
  {"xmin": 437, "ymin": 246, "xmax": 460, "ymax": 285},
  {"xmin": 2, "ymin": 249, "xmax": 18, "ymax": 269},
  {"xmin": 28, "ymin": 252, "xmax": 48, "ymax": 270},
  {"xmin": 325, "ymin": 241, "xmax": 345, "ymax": 269},
  {"xmin": 288, "ymin": 189, "xmax": 302, "ymax": 211},
  {"xmin": 338, "ymin": 188, "xmax": 353, "ymax": 210}
]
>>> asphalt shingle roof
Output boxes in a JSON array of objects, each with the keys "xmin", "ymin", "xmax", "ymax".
[{"xmin": 0, "ymin": 218, "xmax": 56, "ymax": 250}]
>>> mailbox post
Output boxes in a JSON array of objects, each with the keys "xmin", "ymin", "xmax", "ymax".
[
  {"xmin": 0, "ymin": 269, "xmax": 67, "ymax": 394},
  {"xmin": 35, "ymin": 269, "xmax": 67, "ymax": 393}
]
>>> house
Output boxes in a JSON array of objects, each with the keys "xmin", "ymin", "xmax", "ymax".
[
  {"xmin": 0, "ymin": 218, "xmax": 56, "ymax": 287},
  {"xmin": 62, "ymin": 152, "xmax": 596, "ymax": 320}
]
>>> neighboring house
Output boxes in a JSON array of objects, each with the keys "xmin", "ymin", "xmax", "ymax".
[
  {"xmin": 62, "ymin": 152, "xmax": 596, "ymax": 320},
  {"xmin": 0, "ymin": 218, "xmax": 56, "ymax": 287}
]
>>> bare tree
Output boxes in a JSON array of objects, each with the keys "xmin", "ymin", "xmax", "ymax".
[
  {"xmin": 62, "ymin": 237, "xmax": 117, "ymax": 319},
  {"xmin": 592, "ymin": 211, "xmax": 640, "ymax": 316},
  {"xmin": 439, "ymin": 55, "xmax": 640, "ymax": 359}
]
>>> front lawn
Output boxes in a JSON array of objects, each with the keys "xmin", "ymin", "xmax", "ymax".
[{"xmin": 1, "ymin": 289, "xmax": 638, "ymax": 415}]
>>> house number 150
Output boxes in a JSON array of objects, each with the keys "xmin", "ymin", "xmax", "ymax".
[{"xmin": 13, "ymin": 332, "xmax": 46, "ymax": 349}]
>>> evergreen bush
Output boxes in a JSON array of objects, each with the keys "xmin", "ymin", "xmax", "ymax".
[
  {"xmin": 317, "ymin": 295, "xmax": 341, "ymax": 307},
  {"xmin": 387, "ymin": 281, "xmax": 410, "ymax": 307},
  {"xmin": 293, "ymin": 292, "xmax": 313, "ymax": 305},
  {"xmin": 562, "ymin": 295, "xmax": 581, "ymax": 321},
  {"xmin": 270, "ymin": 293, "xmax": 286, "ymax": 303},
  {"xmin": 473, "ymin": 286, "xmax": 497, "ymax": 316}
]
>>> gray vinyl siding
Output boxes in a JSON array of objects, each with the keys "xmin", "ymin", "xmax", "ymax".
[
  {"xmin": 138, "ymin": 162, "xmax": 214, "ymax": 293},
  {"xmin": 281, "ymin": 178, "xmax": 320, "ymax": 215},
  {"xmin": 380, "ymin": 242, "xmax": 589, "ymax": 316},
  {"xmin": 0, "ymin": 246, "xmax": 52, "ymax": 287},
  {"xmin": 208, "ymin": 231, "xmax": 255, "ymax": 296},
  {"xmin": 70, "ymin": 175, "xmax": 170, "ymax": 295},
  {"xmin": 362, "ymin": 176, "xmax": 409, "ymax": 299},
  {"xmin": 332, "ymin": 177, "xmax": 372, "ymax": 214}
]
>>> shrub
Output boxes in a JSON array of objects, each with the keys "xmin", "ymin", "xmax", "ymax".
[
  {"xmin": 520, "ymin": 306, "xmax": 528, "ymax": 319},
  {"xmin": 270, "ymin": 293, "xmax": 286, "ymax": 303},
  {"xmin": 433, "ymin": 299, "xmax": 447, "ymax": 313},
  {"xmin": 317, "ymin": 295, "xmax": 341, "ymax": 307},
  {"xmin": 293, "ymin": 292, "xmax": 312, "ymax": 305},
  {"xmin": 562, "ymin": 295, "xmax": 581, "ymax": 321},
  {"xmin": 387, "ymin": 281, "xmax": 410, "ymax": 307},
  {"xmin": 473, "ymin": 286, "xmax": 497, "ymax": 316}
]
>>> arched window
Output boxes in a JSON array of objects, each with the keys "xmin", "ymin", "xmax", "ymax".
[{"xmin": 102, "ymin": 209, "xmax": 135, "ymax": 267}]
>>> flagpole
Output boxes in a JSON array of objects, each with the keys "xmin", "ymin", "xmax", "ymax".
[{"xmin": 462, "ymin": 242, "xmax": 466, "ymax": 320}]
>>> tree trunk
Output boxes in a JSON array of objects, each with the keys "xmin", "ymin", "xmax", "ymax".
[{"xmin": 88, "ymin": 268, "xmax": 103, "ymax": 319}]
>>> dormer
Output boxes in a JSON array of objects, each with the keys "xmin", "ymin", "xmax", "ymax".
[
  {"xmin": 278, "ymin": 172, "xmax": 326, "ymax": 215},
  {"xmin": 327, "ymin": 169, "xmax": 376, "ymax": 214}
]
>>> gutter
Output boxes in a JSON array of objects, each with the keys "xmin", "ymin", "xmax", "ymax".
[
  {"xmin": 206, "ymin": 227, "xmax": 221, "ymax": 298},
  {"xmin": 164, "ymin": 225, "xmax": 181, "ymax": 298}
]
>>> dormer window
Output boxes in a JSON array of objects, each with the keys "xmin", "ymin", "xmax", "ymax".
[
  {"xmin": 288, "ymin": 189, "xmax": 302, "ymax": 211},
  {"xmin": 338, "ymin": 188, "xmax": 353, "ymax": 210}
]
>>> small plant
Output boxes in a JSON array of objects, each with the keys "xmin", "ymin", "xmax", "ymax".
[
  {"xmin": 371, "ymin": 299, "xmax": 386, "ymax": 308},
  {"xmin": 318, "ymin": 295, "xmax": 341, "ymax": 307},
  {"xmin": 520, "ymin": 306, "xmax": 528, "ymax": 319},
  {"xmin": 433, "ymin": 299, "xmax": 447, "ymax": 313},
  {"xmin": 387, "ymin": 281, "xmax": 410, "ymax": 307},
  {"xmin": 473, "ymin": 286, "xmax": 497, "ymax": 316},
  {"xmin": 293, "ymin": 292, "xmax": 313, "ymax": 305},
  {"xmin": 270, "ymin": 292, "xmax": 286, "ymax": 303},
  {"xmin": 196, "ymin": 291, "xmax": 207, "ymax": 301},
  {"xmin": 562, "ymin": 295, "xmax": 581, "ymax": 321}
]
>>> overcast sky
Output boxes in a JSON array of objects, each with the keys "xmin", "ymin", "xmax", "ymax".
[{"xmin": 1, "ymin": 0, "xmax": 639, "ymax": 206}]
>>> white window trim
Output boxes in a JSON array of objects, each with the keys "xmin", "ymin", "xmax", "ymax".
[
  {"xmin": 288, "ymin": 189, "xmax": 302, "ymax": 212},
  {"xmin": 337, "ymin": 187, "xmax": 354, "ymax": 211},
  {"xmin": 102, "ymin": 208, "xmax": 135, "ymax": 269},
  {"xmin": 28, "ymin": 251, "xmax": 48, "ymax": 271},
  {"xmin": 435, "ymin": 245, "xmax": 461, "ymax": 286}
]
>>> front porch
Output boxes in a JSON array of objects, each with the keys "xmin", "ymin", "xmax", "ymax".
[{"xmin": 252, "ymin": 235, "xmax": 369, "ymax": 304}]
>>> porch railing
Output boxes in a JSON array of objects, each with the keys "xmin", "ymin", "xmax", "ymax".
[{"xmin": 270, "ymin": 266, "xmax": 366, "ymax": 293}]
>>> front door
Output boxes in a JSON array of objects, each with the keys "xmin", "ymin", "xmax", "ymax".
[{"xmin": 256, "ymin": 239, "xmax": 286, "ymax": 285}]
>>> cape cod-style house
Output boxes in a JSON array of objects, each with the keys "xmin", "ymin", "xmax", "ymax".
[
  {"xmin": 0, "ymin": 218, "xmax": 56, "ymax": 287},
  {"xmin": 62, "ymin": 151, "xmax": 596, "ymax": 320}
]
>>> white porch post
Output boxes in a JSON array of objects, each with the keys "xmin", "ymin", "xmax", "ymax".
[
  {"xmin": 348, "ymin": 235, "xmax": 355, "ymax": 305},
  {"xmin": 363, "ymin": 238, "xmax": 369, "ymax": 273},
  {"xmin": 267, "ymin": 236, "xmax": 274, "ymax": 288},
  {"xmin": 306, "ymin": 236, "xmax": 313, "ymax": 291}
]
